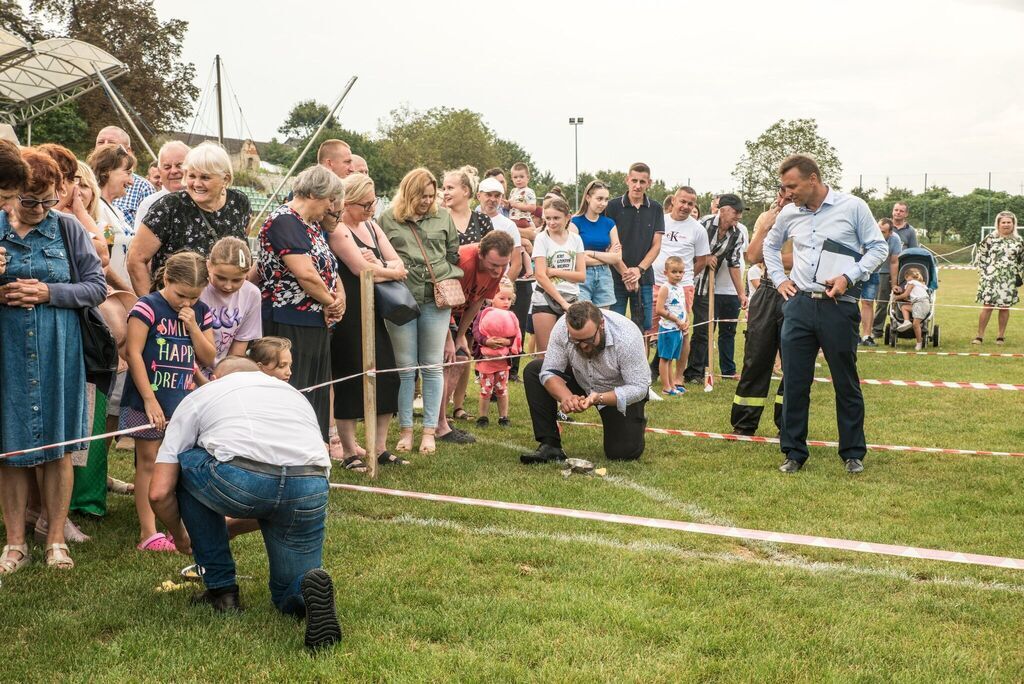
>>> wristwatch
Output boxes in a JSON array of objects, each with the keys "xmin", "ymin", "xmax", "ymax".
[{"xmin": 843, "ymin": 274, "xmax": 854, "ymax": 289}]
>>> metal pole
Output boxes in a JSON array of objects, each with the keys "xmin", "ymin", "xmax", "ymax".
[
  {"xmin": 93, "ymin": 65, "xmax": 157, "ymax": 162},
  {"xmin": 215, "ymin": 54, "xmax": 224, "ymax": 146},
  {"xmin": 573, "ymin": 123, "xmax": 579, "ymax": 208},
  {"xmin": 859, "ymin": 174, "xmax": 862, "ymax": 190},
  {"xmin": 248, "ymin": 76, "xmax": 358, "ymax": 234},
  {"xmin": 986, "ymin": 172, "xmax": 992, "ymax": 224},
  {"xmin": 25, "ymin": 119, "xmax": 31, "ymax": 145},
  {"xmin": 361, "ymin": 270, "xmax": 378, "ymax": 479}
]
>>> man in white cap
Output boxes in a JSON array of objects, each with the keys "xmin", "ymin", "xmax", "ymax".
[{"xmin": 477, "ymin": 176, "xmax": 523, "ymax": 281}]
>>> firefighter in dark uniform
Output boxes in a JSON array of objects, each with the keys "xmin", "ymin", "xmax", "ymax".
[{"xmin": 731, "ymin": 191, "xmax": 791, "ymax": 435}]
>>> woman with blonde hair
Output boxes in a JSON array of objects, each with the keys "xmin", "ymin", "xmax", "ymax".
[
  {"xmin": 442, "ymin": 165, "xmax": 493, "ymax": 245},
  {"xmin": 127, "ymin": 141, "xmax": 251, "ymax": 296},
  {"xmin": 328, "ymin": 173, "xmax": 407, "ymax": 469},
  {"xmin": 379, "ymin": 168, "xmax": 463, "ymax": 454},
  {"xmin": 974, "ymin": 210, "xmax": 1024, "ymax": 344}
]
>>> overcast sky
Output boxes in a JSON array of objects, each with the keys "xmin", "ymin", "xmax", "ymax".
[{"xmin": 151, "ymin": 0, "xmax": 1024, "ymax": 196}]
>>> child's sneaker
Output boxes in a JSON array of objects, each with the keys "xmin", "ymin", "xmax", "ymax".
[
  {"xmin": 498, "ymin": 417, "xmax": 511, "ymax": 428},
  {"xmin": 896, "ymin": 320, "xmax": 913, "ymax": 332},
  {"xmin": 673, "ymin": 385, "xmax": 688, "ymax": 394},
  {"xmin": 475, "ymin": 416, "xmax": 489, "ymax": 428},
  {"xmin": 914, "ymin": 342, "xmax": 923, "ymax": 351}
]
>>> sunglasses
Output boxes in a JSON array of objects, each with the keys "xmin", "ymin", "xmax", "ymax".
[{"xmin": 18, "ymin": 196, "xmax": 59, "ymax": 210}]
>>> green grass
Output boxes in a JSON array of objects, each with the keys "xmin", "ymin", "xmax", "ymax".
[{"xmin": 4, "ymin": 269, "xmax": 1024, "ymax": 682}]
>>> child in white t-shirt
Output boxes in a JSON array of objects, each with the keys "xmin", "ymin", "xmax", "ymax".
[
  {"xmin": 656, "ymin": 256, "xmax": 690, "ymax": 396},
  {"xmin": 894, "ymin": 266, "xmax": 929, "ymax": 349},
  {"xmin": 201, "ymin": 237, "xmax": 263, "ymax": 369},
  {"xmin": 531, "ymin": 197, "xmax": 587, "ymax": 351},
  {"xmin": 507, "ymin": 162, "xmax": 537, "ymax": 229}
]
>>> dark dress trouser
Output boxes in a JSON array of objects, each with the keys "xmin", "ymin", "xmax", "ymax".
[
  {"xmin": 523, "ymin": 358, "xmax": 647, "ymax": 461},
  {"xmin": 731, "ymin": 284, "xmax": 785, "ymax": 434},
  {"xmin": 871, "ymin": 272, "xmax": 891, "ymax": 339},
  {"xmin": 682, "ymin": 292, "xmax": 710, "ymax": 382},
  {"xmin": 779, "ymin": 293, "xmax": 867, "ymax": 464}
]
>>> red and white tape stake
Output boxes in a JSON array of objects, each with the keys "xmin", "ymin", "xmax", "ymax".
[
  {"xmin": 562, "ymin": 421, "xmax": 1024, "ymax": 459},
  {"xmin": 329, "ymin": 482, "xmax": 1024, "ymax": 571}
]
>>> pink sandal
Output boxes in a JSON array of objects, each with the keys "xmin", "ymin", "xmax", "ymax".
[{"xmin": 137, "ymin": 532, "xmax": 176, "ymax": 552}]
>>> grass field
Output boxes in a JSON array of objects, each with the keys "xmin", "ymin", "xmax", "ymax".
[{"xmin": 4, "ymin": 268, "xmax": 1024, "ymax": 682}]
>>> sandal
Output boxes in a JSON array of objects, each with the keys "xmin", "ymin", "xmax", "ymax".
[
  {"xmin": 452, "ymin": 408, "xmax": 473, "ymax": 421},
  {"xmin": 342, "ymin": 455, "xmax": 368, "ymax": 473},
  {"xmin": 0, "ymin": 544, "xmax": 30, "ymax": 574},
  {"xmin": 44, "ymin": 543, "xmax": 74, "ymax": 570},
  {"xmin": 377, "ymin": 451, "xmax": 410, "ymax": 466},
  {"xmin": 996, "ymin": 337, "xmax": 1005, "ymax": 345},
  {"xmin": 107, "ymin": 477, "xmax": 135, "ymax": 496},
  {"xmin": 971, "ymin": 337, "xmax": 983, "ymax": 345},
  {"xmin": 34, "ymin": 516, "xmax": 91, "ymax": 544},
  {"xmin": 137, "ymin": 532, "xmax": 176, "ymax": 553}
]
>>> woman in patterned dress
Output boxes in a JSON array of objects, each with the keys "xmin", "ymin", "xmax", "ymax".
[
  {"xmin": 257, "ymin": 165, "xmax": 345, "ymax": 442},
  {"xmin": 974, "ymin": 210, "xmax": 1024, "ymax": 345}
]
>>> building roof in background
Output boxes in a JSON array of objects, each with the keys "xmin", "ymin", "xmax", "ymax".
[{"xmin": 161, "ymin": 131, "xmax": 272, "ymax": 156}]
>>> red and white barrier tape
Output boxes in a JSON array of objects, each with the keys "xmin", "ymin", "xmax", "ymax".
[
  {"xmin": 808, "ymin": 376, "xmax": 1024, "ymax": 391},
  {"xmin": 562, "ymin": 421, "xmax": 1024, "ymax": 459},
  {"xmin": 857, "ymin": 349, "xmax": 1024, "ymax": 358},
  {"xmin": 329, "ymin": 482, "xmax": 1024, "ymax": 570}
]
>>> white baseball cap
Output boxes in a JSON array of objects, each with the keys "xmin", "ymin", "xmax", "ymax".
[{"xmin": 478, "ymin": 177, "xmax": 504, "ymax": 194}]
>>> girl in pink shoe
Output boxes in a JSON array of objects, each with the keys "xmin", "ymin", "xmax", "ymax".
[{"xmin": 122, "ymin": 252, "xmax": 215, "ymax": 551}]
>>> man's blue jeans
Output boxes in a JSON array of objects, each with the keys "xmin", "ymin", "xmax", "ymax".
[
  {"xmin": 611, "ymin": 280, "xmax": 654, "ymax": 331},
  {"xmin": 176, "ymin": 448, "xmax": 329, "ymax": 616}
]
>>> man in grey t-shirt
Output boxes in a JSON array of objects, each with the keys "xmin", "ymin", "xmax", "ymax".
[{"xmin": 891, "ymin": 201, "xmax": 919, "ymax": 248}]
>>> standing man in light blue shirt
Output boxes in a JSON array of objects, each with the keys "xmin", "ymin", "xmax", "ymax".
[{"xmin": 764, "ymin": 154, "xmax": 887, "ymax": 474}]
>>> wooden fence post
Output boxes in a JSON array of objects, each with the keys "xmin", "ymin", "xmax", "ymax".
[{"xmin": 361, "ymin": 270, "xmax": 378, "ymax": 479}]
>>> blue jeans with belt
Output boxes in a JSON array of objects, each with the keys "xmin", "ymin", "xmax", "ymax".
[{"xmin": 176, "ymin": 448, "xmax": 329, "ymax": 615}]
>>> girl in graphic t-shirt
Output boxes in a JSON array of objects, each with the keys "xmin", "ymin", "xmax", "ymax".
[
  {"xmin": 531, "ymin": 197, "xmax": 587, "ymax": 351},
  {"xmin": 122, "ymin": 251, "xmax": 215, "ymax": 552},
  {"xmin": 200, "ymin": 236, "xmax": 263, "ymax": 368}
]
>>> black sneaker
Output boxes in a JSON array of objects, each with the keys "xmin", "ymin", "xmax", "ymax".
[
  {"xmin": 438, "ymin": 428, "xmax": 476, "ymax": 444},
  {"xmin": 778, "ymin": 459, "xmax": 803, "ymax": 473},
  {"xmin": 301, "ymin": 569, "xmax": 342, "ymax": 651},
  {"xmin": 475, "ymin": 416, "xmax": 489, "ymax": 428},
  {"xmin": 863, "ymin": 337, "xmax": 877, "ymax": 347},
  {"xmin": 845, "ymin": 458, "xmax": 864, "ymax": 474},
  {"xmin": 508, "ymin": 373, "xmax": 520, "ymax": 383},
  {"xmin": 520, "ymin": 444, "xmax": 568, "ymax": 465},
  {"xmin": 190, "ymin": 585, "xmax": 242, "ymax": 613},
  {"xmin": 498, "ymin": 417, "xmax": 511, "ymax": 428}
]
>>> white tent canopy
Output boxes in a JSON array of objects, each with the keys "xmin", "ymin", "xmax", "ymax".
[{"xmin": 0, "ymin": 29, "xmax": 127, "ymax": 126}]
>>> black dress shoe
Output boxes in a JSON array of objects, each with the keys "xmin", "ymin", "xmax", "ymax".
[
  {"xmin": 732, "ymin": 427, "xmax": 755, "ymax": 436},
  {"xmin": 778, "ymin": 459, "xmax": 803, "ymax": 473},
  {"xmin": 301, "ymin": 569, "xmax": 342, "ymax": 651},
  {"xmin": 520, "ymin": 444, "xmax": 568, "ymax": 465},
  {"xmin": 190, "ymin": 586, "xmax": 243, "ymax": 613},
  {"xmin": 845, "ymin": 458, "xmax": 864, "ymax": 473}
]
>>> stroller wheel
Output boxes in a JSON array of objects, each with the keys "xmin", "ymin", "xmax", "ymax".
[
  {"xmin": 885, "ymin": 324, "xmax": 896, "ymax": 347},
  {"xmin": 932, "ymin": 324, "xmax": 940, "ymax": 347}
]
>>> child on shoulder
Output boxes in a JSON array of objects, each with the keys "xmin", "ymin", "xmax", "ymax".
[
  {"xmin": 507, "ymin": 162, "xmax": 537, "ymax": 230},
  {"xmin": 656, "ymin": 256, "xmax": 690, "ymax": 396},
  {"xmin": 473, "ymin": 280, "xmax": 521, "ymax": 427},
  {"xmin": 122, "ymin": 251, "xmax": 215, "ymax": 552}
]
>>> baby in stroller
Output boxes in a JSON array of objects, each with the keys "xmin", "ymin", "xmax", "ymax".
[{"xmin": 893, "ymin": 266, "xmax": 929, "ymax": 349}]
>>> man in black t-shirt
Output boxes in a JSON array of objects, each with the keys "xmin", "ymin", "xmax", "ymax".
[{"xmin": 603, "ymin": 162, "xmax": 664, "ymax": 331}]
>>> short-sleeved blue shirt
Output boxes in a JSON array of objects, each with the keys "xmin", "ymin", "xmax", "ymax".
[
  {"xmin": 571, "ymin": 214, "xmax": 616, "ymax": 252},
  {"xmin": 123, "ymin": 291, "xmax": 212, "ymax": 417}
]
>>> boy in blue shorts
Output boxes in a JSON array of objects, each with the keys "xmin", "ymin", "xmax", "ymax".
[{"xmin": 655, "ymin": 256, "xmax": 690, "ymax": 395}]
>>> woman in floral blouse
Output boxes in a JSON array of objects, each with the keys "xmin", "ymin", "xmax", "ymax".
[
  {"xmin": 126, "ymin": 142, "xmax": 251, "ymax": 296},
  {"xmin": 974, "ymin": 210, "xmax": 1024, "ymax": 345},
  {"xmin": 258, "ymin": 165, "xmax": 345, "ymax": 441}
]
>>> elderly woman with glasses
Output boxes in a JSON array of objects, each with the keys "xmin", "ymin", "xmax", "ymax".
[
  {"xmin": 257, "ymin": 165, "xmax": 346, "ymax": 442},
  {"xmin": 0, "ymin": 149, "xmax": 106, "ymax": 573}
]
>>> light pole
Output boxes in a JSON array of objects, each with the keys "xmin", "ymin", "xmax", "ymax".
[{"xmin": 569, "ymin": 116, "xmax": 584, "ymax": 207}]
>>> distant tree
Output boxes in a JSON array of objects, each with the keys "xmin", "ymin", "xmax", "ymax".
[
  {"xmin": 21, "ymin": 103, "xmax": 90, "ymax": 154},
  {"xmin": 278, "ymin": 100, "xmax": 338, "ymax": 141},
  {"xmin": 0, "ymin": 0, "xmax": 46, "ymax": 40},
  {"xmin": 32, "ymin": 0, "xmax": 199, "ymax": 160},
  {"xmin": 259, "ymin": 137, "xmax": 297, "ymax": 168},
  {"xmin": 733, "ymin": 118, "xmax": 842, "ymax": 204},
  {"xmin": 377, "ymin": 106, "xmax": 499, "ymax": 182},
  {"xmin": 850, "ymin": 186, "xmax": 877, "ymax": 201}
]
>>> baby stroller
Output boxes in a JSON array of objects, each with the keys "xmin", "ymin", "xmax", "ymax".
[{"xmin": 884, "ymin": 248, "xmax": 940, "ymax": 347}]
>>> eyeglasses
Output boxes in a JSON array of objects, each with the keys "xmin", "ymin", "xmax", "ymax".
[
  {"xmin": 352, "ymin": 198, "xmax": 377, "ymax": 212},
  {"xmin": 568, "ymin": 326, "xmax": 602, "ymax": 347},
  {"xmin": 18, "ymin": 196, "xmax": 60, "ymax": 210}
]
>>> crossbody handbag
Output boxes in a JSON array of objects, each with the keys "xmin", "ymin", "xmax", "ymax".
[
  {"xmin": 407, "ymin": 221, "xmax": 465, "ymax": 309},
  {"xmin": 57, "ymin": 217, "xmax": 119, "ymax": 393},
  {"xmin": 363, "ymin": 221, "xmax": 420, "ymax": 325}
]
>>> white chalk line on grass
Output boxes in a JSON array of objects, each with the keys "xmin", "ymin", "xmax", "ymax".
[{"xmin": 351, "ymin": 512, "xmax": 1024, "ymax": 596}]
